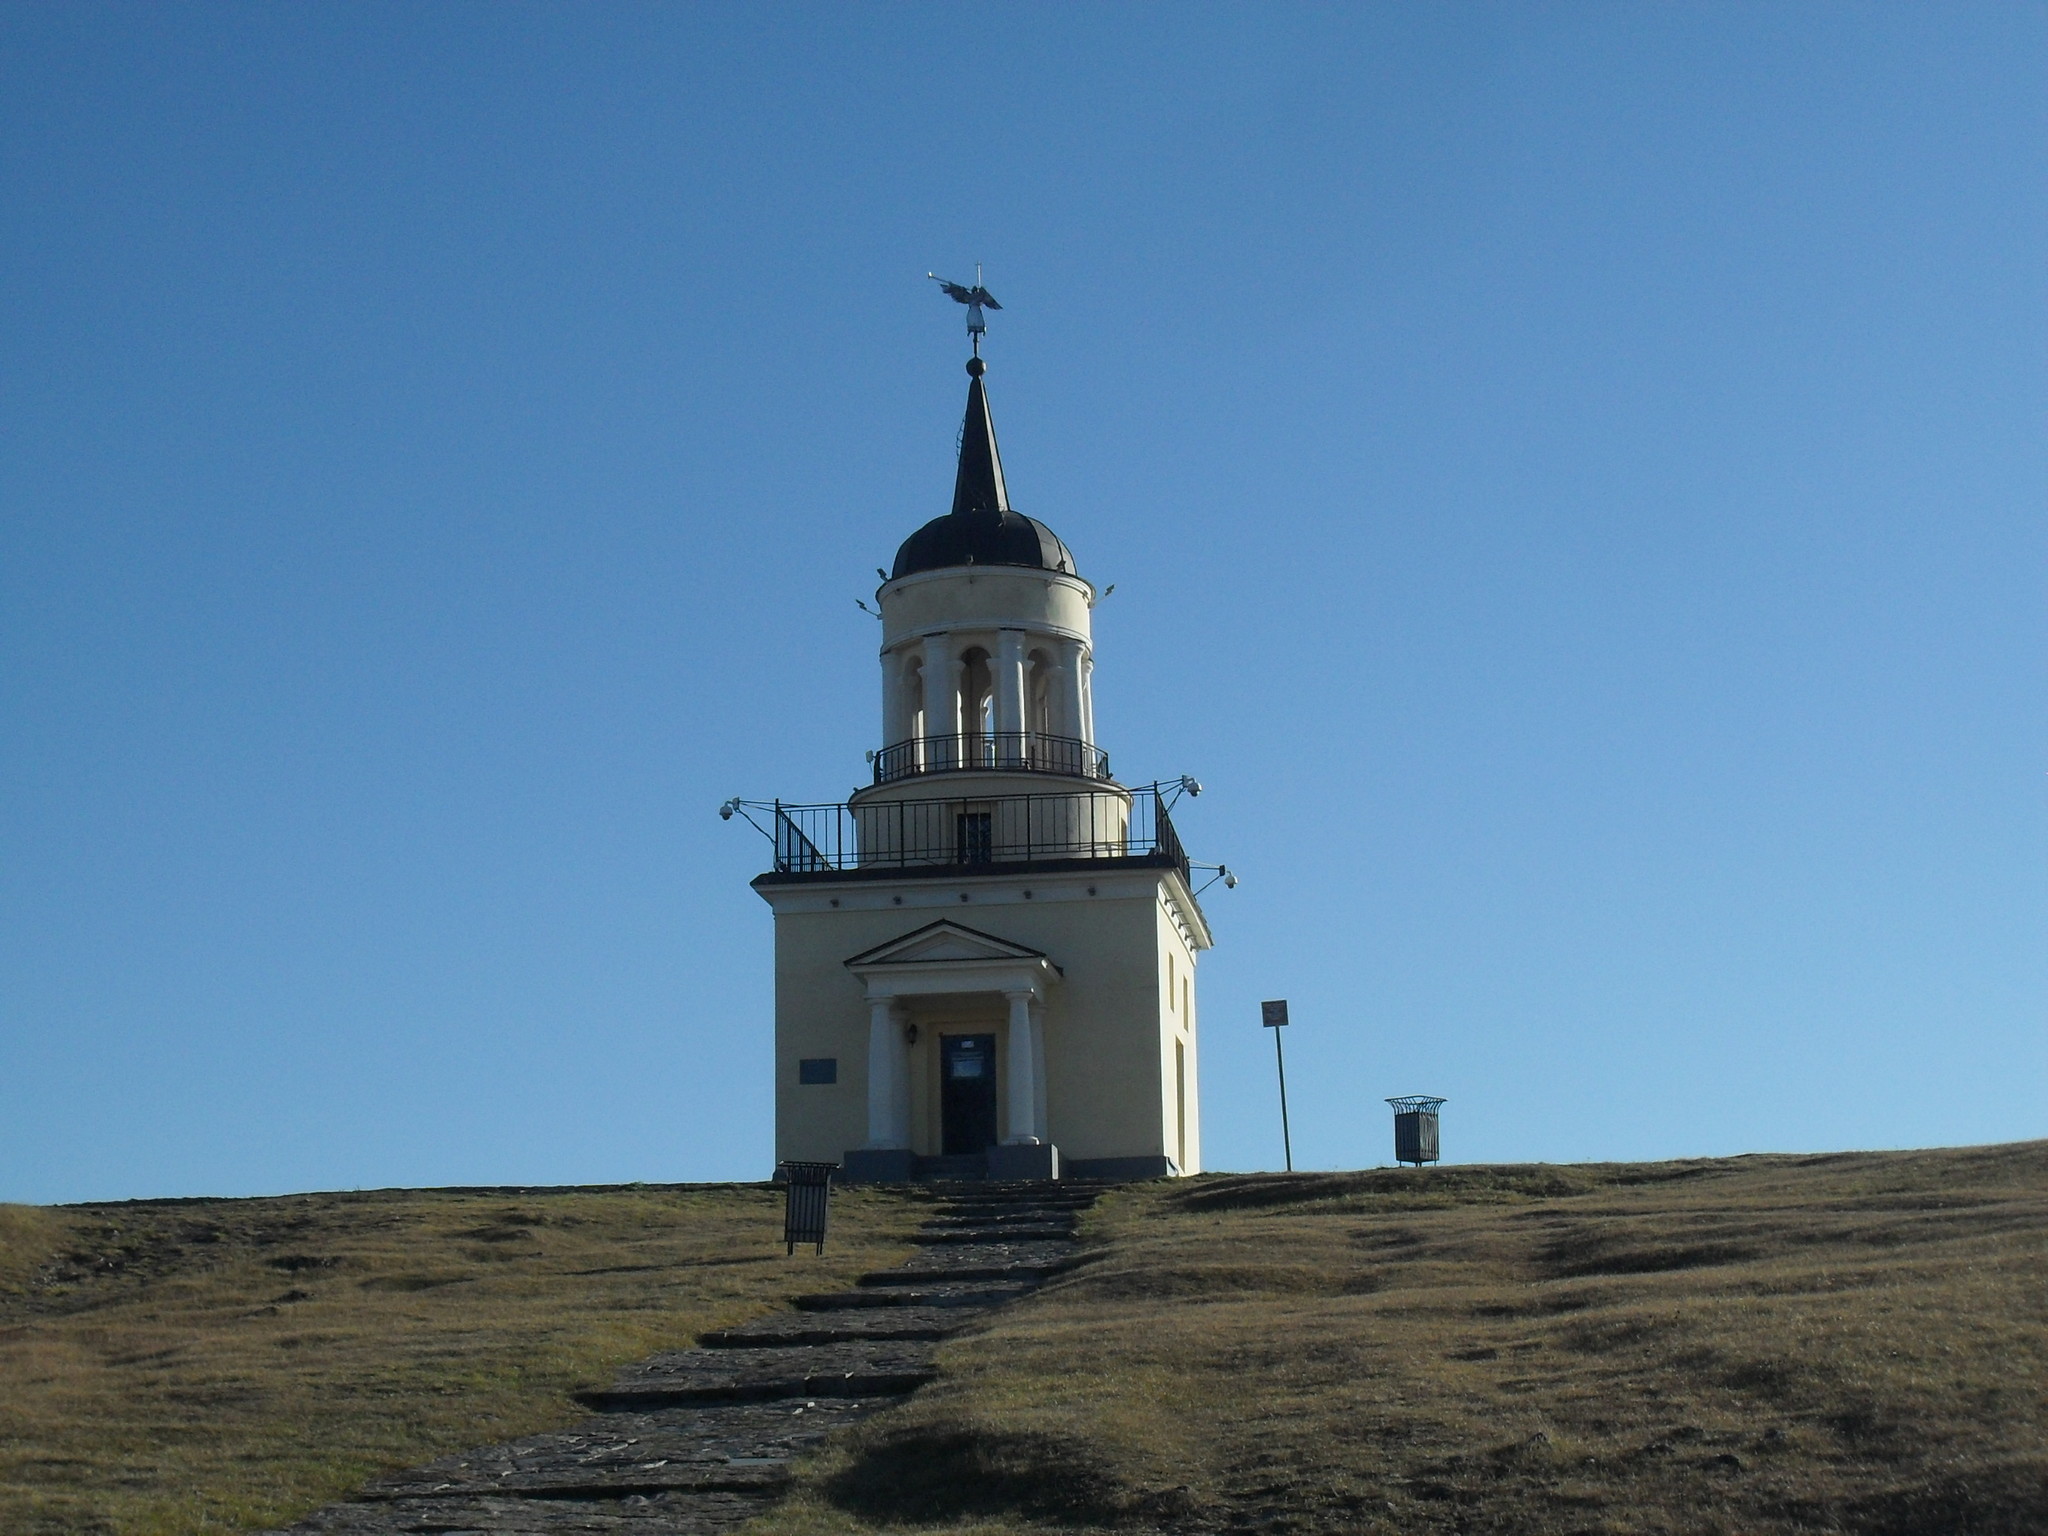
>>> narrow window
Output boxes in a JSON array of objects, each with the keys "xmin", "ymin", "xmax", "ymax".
[{"xmin": 798, "ymin": 1058, "xmax": 838, "ymax": 1085}]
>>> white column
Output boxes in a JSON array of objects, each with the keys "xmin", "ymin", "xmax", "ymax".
[
  {"xmin": 1030, "ymin": 996, "xmax": 1049, "ymax": 1142},
  {"xmin": 866, "ymin": 998, "xmax": 909, "ymax": 1149},
  {"xmin": 1004, "ymin": 989, "xmax": 1040, "ymax": 1144},
  {"xmin": 884, "ymin": 653, "xmax": 917, "ymax": 755},
  {"xmin": 1079, "ymin": 650, "xmax": 1097, "ymax": 749},
  {"xmin": 994, "ymin": 630, "xmax": 1027, "ymax": 766},
  {"xmin": 920, "ymin": 633, "xmax": 956, "ymax": 770},
  {"xmin": 1054, "ymin": 638, "xmax": 1086, "ymax": 741}
]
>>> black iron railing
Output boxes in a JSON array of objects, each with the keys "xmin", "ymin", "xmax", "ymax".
[
  {"xmin": 760, "ymin": 785, "xmax": 1187, "ymax": 884},
  {"xmin": 871, "ymin": 732, "xmax": 1111, "ymax": 785}
]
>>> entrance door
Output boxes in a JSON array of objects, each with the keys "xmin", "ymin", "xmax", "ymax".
[{"xmin": 940, "ymin": 1033, "xmax": 999, "ymax": 1154}]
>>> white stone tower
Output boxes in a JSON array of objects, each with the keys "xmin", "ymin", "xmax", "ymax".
[{"xmin": 745, "ymin": 352, "xmax": 1211, "ymax": 1181}]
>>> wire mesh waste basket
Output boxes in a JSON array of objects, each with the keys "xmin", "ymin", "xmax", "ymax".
[
  {"xmin": 776, "ymin": 1161, "xmax": 838, "ymax": 1254},
  {"xmin": 1385, "ymin": 1097, "xmax": 1446, "ymax": 1167}
]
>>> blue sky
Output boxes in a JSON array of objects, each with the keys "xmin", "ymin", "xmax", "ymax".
[{"xmin": 2, "ymin": 4, "xmax": 2041, "ymax": 1202}]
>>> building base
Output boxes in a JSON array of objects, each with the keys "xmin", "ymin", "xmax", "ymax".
[
  {"xmin": 839, "ymin": 1148, "xmax": 917, "ymax": 1183},
  {"xmin": 835, "ymin": 1145, "xmax": 1064, "ymax": 1183},
  {"xmin": 986, "ymin": 1142, "xmax": 1060, "ymax": 1182},
  {"xmin": 1064, "ymin": 1155, "xmax": 1178, "ymax": 1181}
]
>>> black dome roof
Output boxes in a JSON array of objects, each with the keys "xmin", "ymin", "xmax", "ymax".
[
  {"xmin": 892, "ymin": 508, "xmax": 1075, "ymax": 579},
  {"xmin": 890, "ymin": 358, "xmax": 1077, "ymax": 581}
]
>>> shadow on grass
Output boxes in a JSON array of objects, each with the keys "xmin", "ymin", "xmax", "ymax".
[
  {"xmin": 1835, "ymin": 1460, "xmax": 2048, "ymax": 1536},
  {"xmin": 822, "ymin": 1425, "xmax": 1189, "ymax": 1527},
  {"xmin": 1540, "ymin": 1234, "xmax": 1760, "ymax": 1278},
  {"xmin": 1168, "ymin": 1167, "xmax": 1599, "ymax": 1214}
]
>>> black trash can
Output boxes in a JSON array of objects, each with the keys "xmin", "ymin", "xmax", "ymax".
[
  {"xmin": 1385, "ymin": 1096, "xmax": 1446, "ymax": 1166},
  {"xmin": 776, "ymin": 1160, "xmax": 838, "ymax": 1254}
]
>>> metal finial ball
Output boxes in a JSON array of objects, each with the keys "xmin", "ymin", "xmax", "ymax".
[{"xmin": 966, "ymin": 356, "xmax": 985, "ymax": 377}]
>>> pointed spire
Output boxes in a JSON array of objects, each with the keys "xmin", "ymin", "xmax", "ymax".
[
  {"xmin": 950, "ymin": 356, "xmax": 1010, "ymax": 520},
  {"xmin": 888, "ymin": 351, "xmax": 1075, "ymax": 580}
]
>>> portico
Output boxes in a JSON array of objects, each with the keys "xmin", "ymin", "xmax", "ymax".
[{"xmin": 840, "ymin": 921, "xmax": 1060, "ymax": 1180}]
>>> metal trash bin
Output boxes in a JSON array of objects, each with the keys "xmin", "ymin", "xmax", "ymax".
[
  {"xmin": 776, "ymin": 1160, "xmax": 838, "ymax": 1254},
  {"xmin": 1385, "ymin": 1096, "xmax": 1446, "ymax": 1166}
]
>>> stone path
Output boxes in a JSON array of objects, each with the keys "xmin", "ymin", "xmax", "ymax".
[{"xmin": 263, "ymin": 1185, "xmax": 1097, "ymax": 1535}]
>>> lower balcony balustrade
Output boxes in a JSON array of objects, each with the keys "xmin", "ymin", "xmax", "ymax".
[
  {"xmin": 871, "ymin": 731, "xmax": 1111, "ymax": 785},
  {"xmin": 755, "ymin": 784, "xmax": 1186, "ymax": 883}
]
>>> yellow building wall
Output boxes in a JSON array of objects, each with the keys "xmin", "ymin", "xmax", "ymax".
[
  {"xmin": 1156, "ymin": 899, "xmax": 1202, "ymax": 1174},
  {"xmin": 765, "ymin": 870, "xmax": 1199, "ymax": 1169}
]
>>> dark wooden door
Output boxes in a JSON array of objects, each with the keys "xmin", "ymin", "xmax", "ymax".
[{"xmin": 940, "ymin": 1033, "xmax": 999, "ymax": 1154}]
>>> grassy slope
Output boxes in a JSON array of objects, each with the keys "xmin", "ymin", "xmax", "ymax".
[
  {"xmin": 763, "ymin": 1142, "xmax": 2048, "ymax": 1536},
  {"xmin": 0, "ymin": 1184, "xmax": 921, "ymax": 1536}
]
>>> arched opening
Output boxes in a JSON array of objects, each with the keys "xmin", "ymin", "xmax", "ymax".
[
  {"xmin": 1027, "ymin": 648, "xmax": 1053, "ymax": 741},
  {"xmin": 957, "ymin": 647, "xmax": 994, "ymax": 766},
  {"xmin": 899, "ymin": 656, "xmax": 925, "ymax": 773}
]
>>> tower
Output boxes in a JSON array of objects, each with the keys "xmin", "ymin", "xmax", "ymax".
[{"xmin": 743, "ymin": 349, "xmax": 1212, "ymax": 1181}]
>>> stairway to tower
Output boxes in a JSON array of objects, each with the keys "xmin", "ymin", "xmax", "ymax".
[
  {"xmin": 910, "ymin": 1152, "xmax": 994, "ymax": 1181},
  {"xmin": 262, "ymin": 1185, "xmax": 1097, "ymax": 1533}
]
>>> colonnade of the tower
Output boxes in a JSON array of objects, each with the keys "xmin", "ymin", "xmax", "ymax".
[{"xmin": 879, "ymin": 629, "xmax": 1096, "ymax": 774}]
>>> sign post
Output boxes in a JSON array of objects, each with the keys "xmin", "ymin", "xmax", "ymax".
[{"xmin": 1261, "ymin": 999, "xmax": 1293, "ymax": 1173}]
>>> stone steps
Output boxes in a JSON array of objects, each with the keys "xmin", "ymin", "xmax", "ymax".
[
  {"xmin": 791, "ymin": 1278, "xmax": 1034, "ymax": 1310},
  {"xmin": 583, "ymin": 1341, "xmax": 940, "ymax": 1407},
  {"xmin": 861, "ymin": 1239, "xmax": 1073, "ymax": 1285},
  {"xmin": 699, "ymin": 1305, "xmax": 969, "ymax": 1346},
  {"xmin": 917, "ymin": 1211, "xmax": 1087, "ymax": 1224},
  {"xmin": 273, "ymin": 1490, "xmax": 770, "ymax": 1533},
  {"xmin": 261, "ymin": 1185, "xmax": 1097, "ymax": 1534},
  {"xmin": 912, "ymin": 1224, "xmax": 1074, "ymax": 1244}
]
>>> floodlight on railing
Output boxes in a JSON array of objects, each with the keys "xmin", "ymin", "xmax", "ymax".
[{"xmin": 717, "ymin": 798, "xmax": 779, "ymax": 842}]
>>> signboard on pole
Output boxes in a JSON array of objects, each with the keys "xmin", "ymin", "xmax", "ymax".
[{"xmin": 1260, "ymin": 1000, "xmax": 1293, "ymax": 1171}]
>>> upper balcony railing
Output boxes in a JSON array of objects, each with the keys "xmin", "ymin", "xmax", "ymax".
[
  {"xmin": 872, "ymin": 731, "xmax": 1111, "ymax": 786},
  {"xmin": 750, "ymin": 784, "xmax": 1186, "ymax": 885}
]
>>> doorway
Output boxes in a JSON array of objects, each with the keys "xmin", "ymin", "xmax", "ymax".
[{"xmin": 940, "ymin": 1033, "xmax": 999, "ymax": 1154}]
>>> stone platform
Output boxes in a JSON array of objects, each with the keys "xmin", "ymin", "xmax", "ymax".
[{"xmin": 260, "ymin": 1187, "xmax": 1092, "ymax": 1534}]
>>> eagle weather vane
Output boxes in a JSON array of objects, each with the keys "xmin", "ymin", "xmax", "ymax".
[{"xmin": 927, "ymin": 265, "xmax": 1001, "ymax": 355}]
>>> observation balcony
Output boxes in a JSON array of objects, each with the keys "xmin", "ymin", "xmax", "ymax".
[
  {"xmin": 871, "ymin": 731, "xmax": 1111, "ymax": 786},
  {"xmin": 746, "ymin": 784, "xmax": 1187, "ymax": 886}
]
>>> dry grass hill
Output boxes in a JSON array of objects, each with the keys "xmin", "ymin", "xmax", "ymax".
[{"xmin": 2, "ymin": 1141, "xmax": 2043, "ymax": 1535}]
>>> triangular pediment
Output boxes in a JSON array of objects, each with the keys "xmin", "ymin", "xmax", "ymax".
[{"xmin": 845, "ymin": 920, "xmax": 1047, "ymax": 969}]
